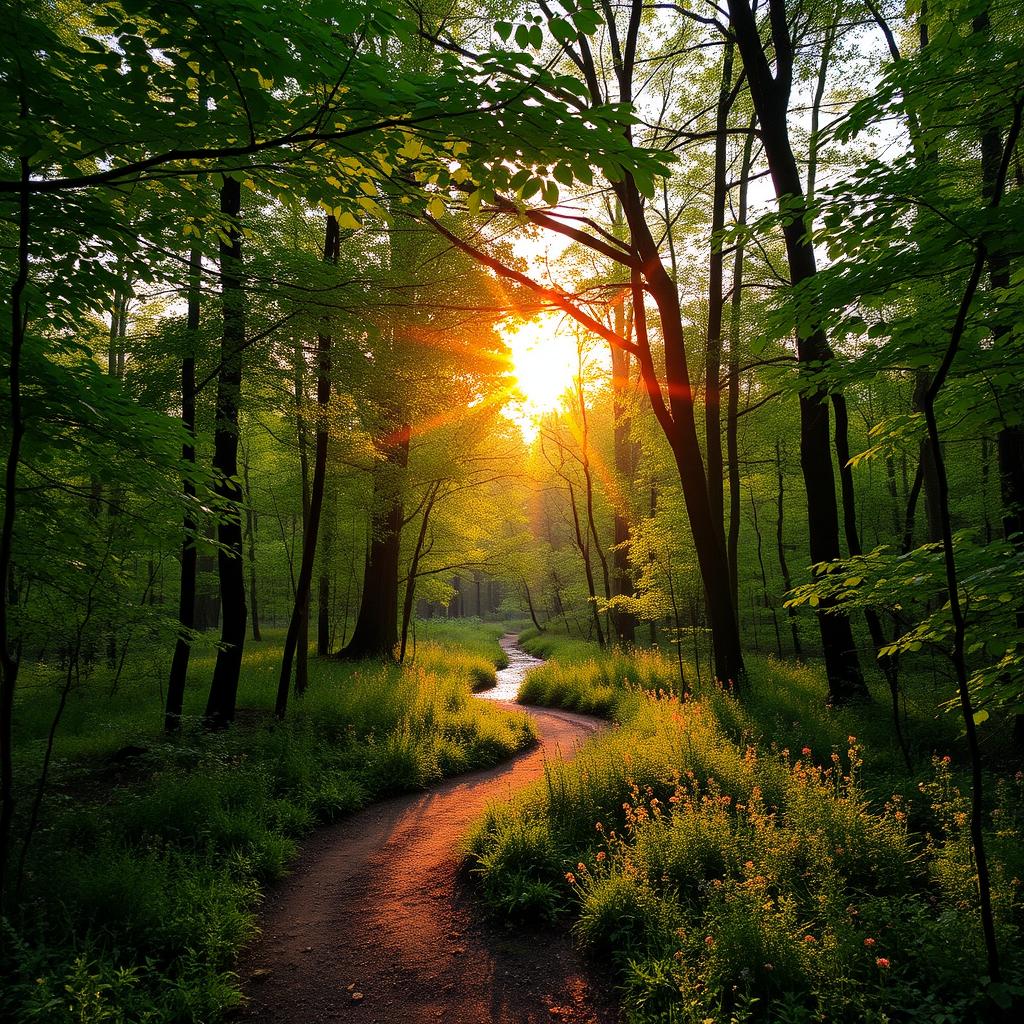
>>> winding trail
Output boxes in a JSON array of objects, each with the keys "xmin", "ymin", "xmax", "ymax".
[{"xmin": 239, "ymin": 635, "xmax": 614, "ymax": 1024}]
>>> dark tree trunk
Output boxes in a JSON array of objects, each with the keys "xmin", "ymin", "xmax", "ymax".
[
  {"xmin": 748, "ymin": 485, "xmax": 783, "ymax": 658},
  {"xmin": 774, "ymin": 441, "xmax": 803, "ymax": 659},
  {"xmin": 911, "ymin": 370, "xmax": 944, "ymax": 544},
  {"xmin": 568, "ymin": 479, "xmax": 605, "ymax": 647},
  {"xmin": 727, "ymin": 117, "xmax": 756, "ymax": 618},
  {"xmin": 578, "ymin": 379, "xmax": 614, "ymax": 642},
  {"xmin": 277, "ymin": 216, "xmax": 339, "ymax": 714},
  {"xmin": 0, "ymin": 152, "xmax": 30, "ymax": 904},
  {"xmin": 704, "ymin": 39, "xmax": 735, "ymax": 554},
  {"xmin": 524, "ymin": 581, "xmax": 544, "ymax": 631},
  {"xmin": 624, "ymin": 238, "xmax": 744, "ymax": 687},
  {"xmin": 293, "ymin": 335, "xmax": 311, "ymax": 693},
  {"xmin": 318, "ymin": 465, "xmax": 335, "ymax": 656},
  {"xmin": 166, "ymin": 242, "xmax": 201, "ymax": 731},
  {"xmin": 339, "ymin": 427, "xmax": 410, "ymax": 660},
  {"xmin": 730, "ymin": 0, "xmax": 867, "ymax": 703},
  {"xmin": 194, "ymin": 527, "xmax": 220, "ymax": 630},
  {"xmin": 400, "ymin": 482, "xmax": 441, "ymax": 662},
  {"xmin": 204, "ymin": 177, "xmax": 247, "ymax": 729},
  {"xmin": 242, "ymin": 448, "xmax": 261, "ymax": 641}
]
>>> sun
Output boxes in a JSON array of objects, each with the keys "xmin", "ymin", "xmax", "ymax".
[{"xmin": 503, "ymin": 315, "xmax": 581, "ymax": 436}]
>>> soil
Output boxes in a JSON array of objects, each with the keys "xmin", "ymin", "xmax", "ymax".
[{"xmin": 238, "ymin": 636, "xmax": 616, "ymax": 1024}]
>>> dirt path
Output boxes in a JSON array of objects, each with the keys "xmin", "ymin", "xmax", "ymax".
[{"xmin": 239, "ymin": 636, "xmax": 615, "ymax": 1024}]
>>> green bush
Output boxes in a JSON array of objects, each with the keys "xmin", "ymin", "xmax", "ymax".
[{"xmin": 467, "ymin": 643, "xmax": 1024, "ymax": 1023}]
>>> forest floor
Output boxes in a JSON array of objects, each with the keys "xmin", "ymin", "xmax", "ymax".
[{"xmin": 238, "ymin": 635, "xmax": 615, "ymax": 1024}]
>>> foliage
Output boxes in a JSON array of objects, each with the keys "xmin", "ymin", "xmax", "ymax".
[{"xmin": 467, "ymin": 641, "xmax": 1024, "ymax": 1023}]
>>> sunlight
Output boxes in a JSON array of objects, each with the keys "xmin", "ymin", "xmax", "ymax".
[{"xmin": 502, "ymin": 315, "xmax": 581, "ymax": 438}]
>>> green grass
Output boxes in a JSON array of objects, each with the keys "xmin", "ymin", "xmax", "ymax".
[
  {"xmin": 3, "ymin": 623, "xmax": 533, "ymax": 1023},
  {"xmin": 468, "ymin": 633, "xmax": 1024, "ymax": 1023}
]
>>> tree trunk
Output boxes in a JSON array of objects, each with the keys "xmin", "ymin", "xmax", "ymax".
[
  {"xmin": 339, "ymin": 427, "xmax": 410, "ymax": 660},
  {"xmin": 0, "ymin": 151, "xmax": 30, "ymax": 904},
  {"xmin": 317, "ymin": 468, "xmax": 334, "ymax": 656},
  {"xmin": 166, "ymin": 241, "xmax": 201, "ymax": 731},
  {"xmin": 293, "ymin": 335, "xmax": 311, "ymax": 693},
  {"xmin": 624, "ymin": 233, "xmax": 744, "ymax": 687},
  {"xmin": 609, "ymin": 292, "xmax": 638, "ymax": 643},
  {"xmin": 568, "ymin": 479, "xmax": 605, "ymax": 647},
  {"xmin": 204, "ymin": 177, "xmax": 247, "ymax": 729},
  {"xmin": 730, "ymin": 0, "xmax": 867, "ymax": 703},
  {"xmin": 242, "ymin": 447, "xmax": 261, "ymax": 641},
  {"xmin": 400, "ymin": 482, "xmax": 441, "ymax": 662},
  {"xmin": 774, "ymin": 441, "xmax": 803, "ymax": 659},
  {"xmin": 704, "ymin": 39, "xmax": 735, "ymax": 554},
  {"xmin": 277, "ymin": 216, "xmax": 339, "ymax": 714},
  {"xmin": 727, "ymin": 117, "xmax": 756, "ymax": 618}
]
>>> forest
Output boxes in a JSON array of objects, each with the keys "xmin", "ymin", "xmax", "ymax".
[{"xmin": 1, "ymin": 1, "xmax": 1023, "ymax": 1022}]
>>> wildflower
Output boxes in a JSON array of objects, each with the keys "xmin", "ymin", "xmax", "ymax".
[
  {"xmin": 595, "ymin": 821, "xmax": 604, "ymax": 832},
  {"xmin": 705, "ymin": 936, "xmax": 715, "ymax": 947},
  {"xmin": 942, "ymin": 755, "xmax": 952, "ymax": 765},
  {"xmin": 565, "ymin": 872, "xmax": 576, "ymax": 885},
  {"xmin": 802, "ymin": 746, "xmax": 812, "ymax": 756},
  {"xmin": 763, "ymin": 963, "xmax": 774, "ymax": 972},
  {"xmin": 577, "ymin": 862, "xmax": 586, "ymax": 873},
  {"xmin": 848, "ymin": 736, "xmax": 857, "ymax": 745},
  {"xmin": 876, "ymin": 957, "xmax": 890, "ymax": 969},
  {"xmin": 894, "ymin": 811, "xmax": 906, "ymax": 822},
  {"xmin": 803, "ymin": 935, "xmax": 816, "ymax": 944},
  {"xmin": 864, "ymin": 938, "xmax": 875, "ymax": 947},
  {"xmin": 596, "ymin": 851, "xmax": 606, "ymax": 862}
]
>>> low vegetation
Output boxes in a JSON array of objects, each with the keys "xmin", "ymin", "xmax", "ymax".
[
  {"xmin": 3, "ymin": 627, "xmax": 530, "ymax": 1023},
  {"xmin": 468, "ymin": 632, "xmax": 1024, "ymax": 1023}
]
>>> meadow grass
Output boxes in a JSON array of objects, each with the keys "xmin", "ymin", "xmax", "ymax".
[
  {"xmin": 469, "ymin": 629, "xmax": 1024, "ymax": 1023},
  {"xmin": 3, "ymin": 622, "xmax": 532, "ymax": 1023}
]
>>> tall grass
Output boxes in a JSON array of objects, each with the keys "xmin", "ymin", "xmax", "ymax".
[
  {"xmin": 3, "ymin": 624, "xmax": 533, "ymax": 1023},
  {"xmin": 468, "ymin": 637, "xmax": 1024, "ymax": 1023}
]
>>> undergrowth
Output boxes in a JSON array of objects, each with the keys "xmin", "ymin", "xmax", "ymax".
[
  {"xmin": 469, "ymin": 630, "xmax": 1024, "ymax": 1022},
  {"xmin": 3, "ymin": 624, "xmax": 530, "ymax": 1023}
]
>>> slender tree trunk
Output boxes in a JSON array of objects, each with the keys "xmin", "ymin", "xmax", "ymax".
[
  {"xmin": 242, "ymin": 448, "xmax": 261, "ymax": 641},
  {"xmin": 166, "ymin": 241, "xmax": 201, "ymax": 730},
  {"xmin": 318, "ymin": 465, "xmax": 335, "ymax": 656},
  {"xmin": 578, "ymin": 377, "xmax": 613, "ymax": 642},
  {"xmin": 0, "ymin": 151, "xmax": 30, "ymax": 904},
  {"xmin": 568, "ymin": 478, "xmax": 605, "ymax": 647},
  {"xmin": 204, "ymin": 177, "xmax": 247, "ymax": 729},
  {"xmin": 400, "ymin": 482, "xmax": 440, "ymax": 662},
  {"xmin": 704, "ymin": 39, "xmax": 735, "ymax": 553},
  {"xmin": 727, "ymin": 117, "xmax": 756, "ymax": 618},
  {"xmin": 749, "ymin": 485, "xmax": 783, "ymax": 658},
  {"xmin": 609, "ymin": 328, "xmax": 638, "ymax": 643},
  {"xmin": 292, "ymin": 336, "xmax": 311, "ymax": 693},
  {"xmin": 625, "ymin": 256, "xmax": 743, "ymax": 686},
  {"xmin": 774, "ymin": 441, "xmax": 803, "ymax": 659},
  {"xmin": 730, "ymin": 0, "xmax": 867, "ymax": 703},
  {"xmin": 524, "ymin": 581, "xmax": 544, "ymax": 631},
  {"xmin": 277, "ymin": 216, "xmax": 339, "ymax": 714}
]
